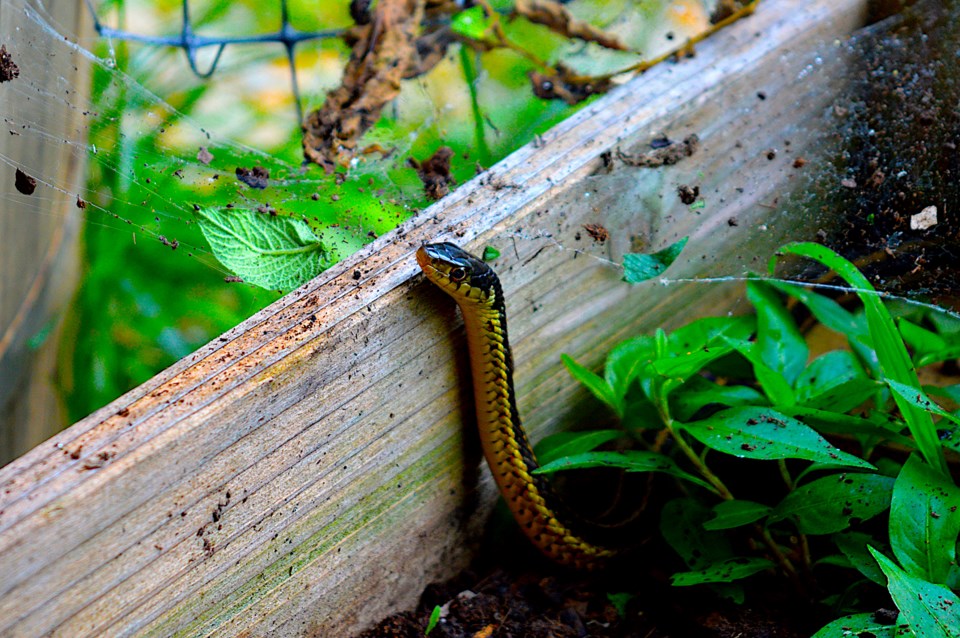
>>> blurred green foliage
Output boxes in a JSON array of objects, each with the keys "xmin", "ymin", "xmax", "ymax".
[{"xmin": 63, "ymin": 0, "xmax": 697, "ymax": 421}]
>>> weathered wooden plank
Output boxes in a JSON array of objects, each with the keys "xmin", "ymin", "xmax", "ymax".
[
  {"xmin": 0, "ymin": 0, "xmax": 88, "ymax": 463},
  {"xmin": 0, "ymin": 0, "xmax": 868, "ymax": 635}
]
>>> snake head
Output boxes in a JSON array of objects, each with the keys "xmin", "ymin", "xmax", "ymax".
[{"xmin": 416, "ymin": 242, "xmax": 499, "ymax": 302}]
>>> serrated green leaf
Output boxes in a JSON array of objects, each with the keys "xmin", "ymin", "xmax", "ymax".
[
  {"xmin": 660, "ymin": 498, "xmax": 734, "ymax": 570},
  {"xmin": 533, "ymin": 450, "xmax": 713, "ymax": 491},
  {"xmin": 671, "ymin": 557, "xmax": 774, "ymax": 585},
  {"xmin": 534, "ymin": 430, "xmax": 622, "ymax": 466},
  {"xmin": 890, "ymin": 455, "xmax": 960, "ymax": 584},
  {"xmin": 770, "ymin": 473, "xmax": 895, "ymax": 534},
  {"xmin": 622, "ymin": 237, "xmax": 688, "ymax": 283},
  {"xmin": 195, "ymin": 207, "xmax": 331, "ymax": 291},
  {"xmin": 703, "ymin": 500, "xmax": 771, "ymax": 530},
  {"xmin": 562, "ymin": 353, "xmax": 623, "ymax": 417},
  {"xmin": 747, "ymin": 280, "xmax": 808, "ymax": 385},
  {"xmin": 869, "ymin": 547, "xmax": 960, "ymax": 637},
  {"xmin": 832, "ymin": 531, "xmax": 887, "ymax": 585},
  {"xmin": 680, "ymin": 407, "xmax": 874, "ymax": 468},
  {"xmin": 795, "ymin": 350, "xmax": 877, "ymax": 413},
  {"xmin": 810, "ymin": 612, "xmax": 903, "ymax": 638},
  {"xmin": 774, "ymin": 243, "xmax": 945, "ymax": 475},
  {"xmin": 671, "ymin": 375, "xmax": 766, "ymax": 422}
]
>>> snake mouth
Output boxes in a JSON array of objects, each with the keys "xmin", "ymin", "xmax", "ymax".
[{"xmin": 415, "ymin": 245, "xmax": 431, "ymax": 270}]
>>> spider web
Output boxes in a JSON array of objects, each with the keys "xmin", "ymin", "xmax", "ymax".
[{"xmin": 2, "ymin": 0, "xmax": 957, "ymax": 458}]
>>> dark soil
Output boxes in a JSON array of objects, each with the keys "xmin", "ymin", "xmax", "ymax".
[
  {"xmin": 357, "ymin": 547, "xmax": 831, "ymax": 638},
  {"xmin": 804, "ymin": 0, "xmax": 960, "ymax": 301}
]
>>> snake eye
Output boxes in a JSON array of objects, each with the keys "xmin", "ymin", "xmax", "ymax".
[{"xmin": 449, "ymin": 267, "xmax": 467, "ymax": 282}]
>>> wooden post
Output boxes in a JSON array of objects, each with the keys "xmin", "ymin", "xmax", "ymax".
[
  {"xmin": 0, "ymin": 1, "xmax": 868, "ymax": 635},
  {"xmin": 0, "ymin": 0, "xmax": 89, "ymax": 464}
]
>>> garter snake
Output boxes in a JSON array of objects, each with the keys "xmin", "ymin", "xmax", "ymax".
[{"xmin": 417, "ymin": 242, "xmax": 617, "ymax": 569}]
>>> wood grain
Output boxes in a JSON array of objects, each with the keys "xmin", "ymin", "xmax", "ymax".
[
  {"xmin": 0, "ymin": 0, "xmax": 88, "ymax": 464},
  {"xmin": 0, "ymin": 1, "xmax": 868, "ymax": 635}
]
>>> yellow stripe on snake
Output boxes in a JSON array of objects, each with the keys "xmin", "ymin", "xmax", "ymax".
[{"xmin": 417, "ymin": 242, "xmax": 616, "ymax": 569}]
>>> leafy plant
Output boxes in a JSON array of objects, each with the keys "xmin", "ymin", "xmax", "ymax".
[{"xmin": 539, "ymin": 243, "xmax": 960, "ymax": 636}]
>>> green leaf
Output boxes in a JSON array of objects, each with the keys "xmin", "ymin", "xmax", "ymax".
[
  {"xmin": 886, "ymin": 379, "xmax": 960, "ymax": 429},
  {"xmin": 562, "ymin": 354, "xmax": 623, "ymax": 417},
  {"xmin": 918, "ymin": 345, "xmax": 960, "ymax": 368},
  {"xmin": 534, "ymin": 430, "xmax": 622, "ymax": 466},
  {"xmin": 926, "ymin": 384, "xmax": 960, "ymax": 407},
  {"xmin": 747, "ymin": 280, "xmax": 808, "ymax": 385},
  {"xmin": 606, "ymin": 592, "xmax": 632, "ymax": 619},
  {"xmin": 621, "ymin": 392, "xmax": 664, "ymax": 432},
  {"xmin": 722, "ymin": 337, "xmax": 796, "ymax": 406},
  {"xmin": 604, "ymin": 336, "xmax": 654, "ymax": 403},
  {"xmin": 533, "ymin": 450, "xmax": 713, "ymax": 491},
  {"xmin": 660, "ymin": 498, "xmax": 734, "ymax": 570},
  {"xmin": 195, "ymin": 207, "xmax": 331, "ymax": 291},
  {"xmin": 794, "ymin": 350, "xmax": 877, "ymax": 413},
  {"xmin": 671, "ymin": 557, "xmax": 774, "ymax": 586},
  {"xmin": 832, "ymin": 531, "xmax": 887, "ymax": 585},
  {"xmin": 811, "ymin": 612, "xmax": 903, "ymax": 638},
  {"xmin": 770, "ymin": 473, "xmax": 895, "ymax": 534},
  {"xmin": 769, "ymin": 280, "xmax": 867, "ymax": 342},
  {"xmin": 869, "ymin": 547, "xmax": 960, "ymax": 637},
  {"xmin": 703, "ymin": 500, "xmax": 772, "ymax": 530},
  {"xmin": 651, "ymin": 346, "xmax": 734, "ymax": 383},
  {"xmin": 668, "ymin": 315, "xmax": 756, "ymax": 352},
  {"xmin": 928, "ymin": 309, "xmax": 960, "ymax": 337},
  {"xmin": 449, "ymin": 5, "xmax": 493, "ymax": 39},
  {"xmin": 482, "ymin": 245, "xmax": 500, "ymax": 261},
  {"xmin": 671, "ymin": 375, "xmax": 766, "ymax": 422},
  {"xmin": 899, "ymin": 318, "xmax": 948, "ymax": 363},
  {"xmin": 425, "ymin": 605, "xmax": 442, "ymax": 636},
  {"xmin": 774, "ymin": 243, "xmax": 945, "ymax": 475},
  {"xmin": 890, "ymin": 455, "xmax": 960, "ymax": 584},
  {"xmin": 622, "ymin": 237, "xmax": 688, "ymax": 283},
  {"xmin": 680, "ymin": 407, "xmax": 874, "ymax": 468},
  {"xmin": 784, "ymin": 406, "xmax": 912, "ymax": 446}
]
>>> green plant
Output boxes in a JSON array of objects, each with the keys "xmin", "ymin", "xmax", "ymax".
[
  {"xmin": 424, "ymin": 604, "xmax": 442, "ymax": 636},
  {"xmin": 538, "ymin": 243, "xmax": 960, "ymax": 636}
]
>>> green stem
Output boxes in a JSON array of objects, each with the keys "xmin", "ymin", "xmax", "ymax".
[
  {"xmin": 655, "ymin": 394, "xmax": 733, "ymax": 501},
  {"xmin": 655, "ymin": 385, "xmax": 802, "ymax": 586},
  {"xmin": 458, "ymin": 46, "xmax": 492, "ymax": 167}
]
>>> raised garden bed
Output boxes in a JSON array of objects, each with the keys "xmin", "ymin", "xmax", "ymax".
[{"xmin": 0, "ymin": 0, "xmax": 880, "ymax": 635}]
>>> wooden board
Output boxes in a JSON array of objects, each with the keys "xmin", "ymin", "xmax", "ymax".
[
  {"xmin": 0, "ymin": 0, "xmax": 88, "ymax": 464},
  {"xmin": 0, "ymin": 0, "xmax": 868, "ymax": 635}
]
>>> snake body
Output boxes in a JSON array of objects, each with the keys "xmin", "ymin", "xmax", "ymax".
[{"xmin": 417, "ymin": 242, "xmax": 616, "ymax": 569}]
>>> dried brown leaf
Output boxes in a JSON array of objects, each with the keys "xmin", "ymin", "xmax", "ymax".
[
  {"xmin": 302, "ymin": 0, "xmax": 454, "ymax": 172},
  {"xmin": 408, "ymin": 146, "xmax": 455, "ymax": 200},
  {"xmin": 515, "ymin": 0, "xmax": 627, "ymax": 51}
]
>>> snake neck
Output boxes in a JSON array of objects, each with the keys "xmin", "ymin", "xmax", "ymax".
[{"xmin": 456, "ymin": 283, "xmax": 615, "ymax": 569}]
